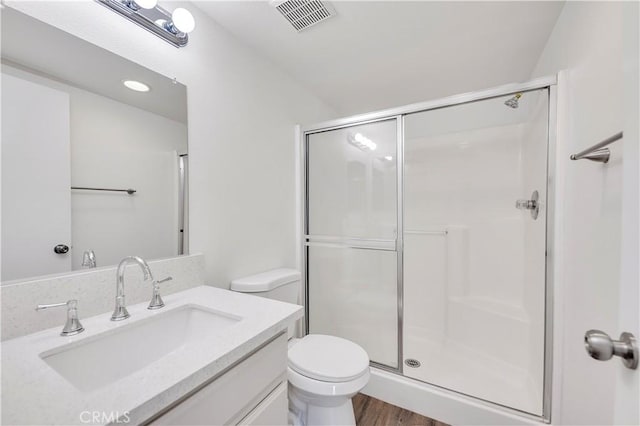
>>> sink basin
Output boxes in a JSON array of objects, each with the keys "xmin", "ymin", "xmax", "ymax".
[{"xmin": 39, "ymin": 305, "xmax": 241, "ymax": 391}]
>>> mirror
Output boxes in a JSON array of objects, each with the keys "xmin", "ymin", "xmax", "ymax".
[{"xmin": 1, "ymin": 8, "xmax": 188, "ymax": 282}]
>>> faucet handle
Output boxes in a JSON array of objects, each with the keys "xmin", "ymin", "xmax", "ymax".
[
  {"xmin": 36, "ymin": 299, "xmax": 84, "ymax": 336},
  {"xmin": 148, "ymin": 276, "xmax": 171, "ymax": 310},
  {"xmin": 81, "ymin": 250, "xmax": 97, "ymax": 268},
  {"xmin": 36, "ymin": 301, "xmax": 69, "ymax": 310}
]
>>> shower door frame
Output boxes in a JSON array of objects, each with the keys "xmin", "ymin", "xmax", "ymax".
[{"xmin": 300, "ymin": 75, "xmax": 557, "ymax": 422}]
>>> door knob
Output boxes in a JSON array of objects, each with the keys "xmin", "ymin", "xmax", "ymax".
[
  {"xmin": 584, "ymin": 329, "xmax": 638, "ymax": 370},
  {"xmin": 53, "ymin": 244, "xmax": 70, "ymax": 254}
]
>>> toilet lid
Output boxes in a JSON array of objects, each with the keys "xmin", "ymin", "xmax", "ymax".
[{"xmin": 288, "ymin": 334, "xmax": 370, "ymax": 383}]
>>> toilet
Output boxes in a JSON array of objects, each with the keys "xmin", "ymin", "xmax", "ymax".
[{"xmin": 231, "ymin": 269, "xmax": 370, "ymax": 426}]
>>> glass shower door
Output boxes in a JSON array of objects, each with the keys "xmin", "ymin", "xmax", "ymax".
[
  {"xmin": 306, "ymin": 119, "xmax": 399, "ymax": 369},
  {"xmin": 402, "ymin": 89, "xmax": 549, "ymax": 415}
]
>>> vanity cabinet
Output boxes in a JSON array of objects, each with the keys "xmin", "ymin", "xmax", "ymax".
[{"xmin": 148, "ymin": 333, "xmax": 288, "ymax": 426}]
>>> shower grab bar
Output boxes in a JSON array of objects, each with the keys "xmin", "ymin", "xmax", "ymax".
[
  {"xmin": 570, "ymin": 131, "xmax": 623, "ymax": 164},
  {"xmin": 71, "ymin": 186, "xmax": 136, "ymax": 195},
  {"xmin": 304, "ymin": 235, "xmax": 396, "ymax": 251},
  {"xmin": 305, "ymin": 234, "xmax": 394, "ymax": 242},
  {"xmin": 404, "ymin": 230, "xmax": 448, "ymax": 235},
  {"xmin": 304, "ymin": 241, "xmax": 396, "ymax": 251}
]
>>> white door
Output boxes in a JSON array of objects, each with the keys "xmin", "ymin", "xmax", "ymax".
[
  {"xmin": 614, "ymin": 5, "xmax": 639, "ymax": 422},
  {"xmin": 561, "ymin": 4, "xmax": 639, "ymax": 422},
  {"xmin": 1, "ymin": 72, "xmax": 72, "ymax": 281}
]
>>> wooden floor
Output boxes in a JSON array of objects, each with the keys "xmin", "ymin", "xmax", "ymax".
[{"xmin": 353, "ymin": 394, "xmax": 449, "ymax": 426}]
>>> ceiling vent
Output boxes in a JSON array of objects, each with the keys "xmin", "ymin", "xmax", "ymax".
[{"xmin": 271, "ymin": 0, "xmax": 335, "ymax": 32}]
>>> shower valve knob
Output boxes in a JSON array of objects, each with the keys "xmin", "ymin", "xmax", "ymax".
[
  {"xmin": 584, "ymin": 330, "xmax": 638, "ymax": 370},
  {"xmin": 516, "ymin": 199, "xmax": 536, "ymax": 210},
  {"xmin": 515, "ymin": 190, "xmax": 540, "ymax": 219}
]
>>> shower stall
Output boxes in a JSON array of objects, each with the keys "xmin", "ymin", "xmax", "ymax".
[{"xmin": 302, "ymin": 77, "xmax": 556, "ymax": 421}]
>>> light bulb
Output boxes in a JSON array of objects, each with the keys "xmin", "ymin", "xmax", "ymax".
[
  {"xmin": 134, "ymin": 0, "xmax": 157, "ymax": 9},
  {"xmin": 171, "ymin": 8, "xmax": 195, "ymax": 33}
]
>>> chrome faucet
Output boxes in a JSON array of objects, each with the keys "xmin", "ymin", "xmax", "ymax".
[{"xmin": 111, "ymin": 256, "xmax": 154, "ymax": 321}]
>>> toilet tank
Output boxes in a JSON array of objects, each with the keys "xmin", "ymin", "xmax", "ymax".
[
  {"xmin": 230, "ymin": 268, "xmax": 300, "ymax": 304},
  {"xmin": 230, "ymin": 269, "xmax": 301, "ymax": 339}
]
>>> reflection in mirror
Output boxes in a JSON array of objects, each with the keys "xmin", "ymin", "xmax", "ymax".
[{"xmin": 1, "ymin": 8, "xmax": 188, "ymax": 282}]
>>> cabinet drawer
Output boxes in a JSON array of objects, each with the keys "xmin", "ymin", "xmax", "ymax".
[
  {"xmin": 150, "ymin": 333, "xmax": 287, "ymax": 426},
  {"xmin": 238, "ymin": 381, "xmax": 288, "ymax": 426}
]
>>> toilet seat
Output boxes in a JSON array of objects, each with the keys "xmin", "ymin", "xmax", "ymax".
[
  {"xmin": 287, "ymin": 366, "xmax": 370, "ymax": 397},
  {"xmin": 288, "ymin": 334, "xmax": 370, "ymax": 383}
]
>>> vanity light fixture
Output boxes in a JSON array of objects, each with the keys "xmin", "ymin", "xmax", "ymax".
[
  {"xmin": 123, "ymin": 80, "xmax": 151, "ymax": 92},
  {"xmin": 130, "ymin": 0, "xmax": 157, "ymax": 9},
  {"xmin": 95, "ymin": 0, "xmax": 195, "ymax": 48}
]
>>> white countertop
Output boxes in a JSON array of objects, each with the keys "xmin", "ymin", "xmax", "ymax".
[{"xmin": 1, "ymin": 285, "xmax": 303, "ymax": 425}]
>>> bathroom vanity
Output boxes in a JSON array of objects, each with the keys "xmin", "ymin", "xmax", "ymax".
[
  {"xmin": 1, "ymin": 286, "xmax": 302, "ymax": 425},
  {"xmin": 151, "ymin": 333, "xmax": 289, "ymax": 425}
]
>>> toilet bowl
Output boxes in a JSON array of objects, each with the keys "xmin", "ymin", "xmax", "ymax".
[
  {"xmin": 287, "ymin": 334, "xmax": 370, "ymax": 426},
  {"xmin": 230, "ymin": 269, "xmax": 370, "ymax": 426}
]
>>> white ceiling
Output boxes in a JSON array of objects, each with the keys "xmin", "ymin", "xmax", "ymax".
[
  {"xmin": 196, "ymin": 1, "xmax": 564, "ymax": 116},
  {"xmin": 1, "ymin": 7, "xmax": 187, "ymax": 124}
]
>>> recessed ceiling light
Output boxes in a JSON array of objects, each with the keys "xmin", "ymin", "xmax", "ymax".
[{"xmin": 123, "ymin": 80, "xmax": 150, "ymax": 92}]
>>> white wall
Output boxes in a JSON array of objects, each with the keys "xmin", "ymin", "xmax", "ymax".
[
  {"xmin": 617, "ymin": 3, "xmax": 640, "ymax": 423},
  {"xmin": 2, "ymin": 64, "xmax": 187, "ymax": 270},
  {"xmin": 531, "ymin": 2, "xmax": 637, "ymax": 424},
  {"xmin": 6, "ymin": 0, "xmax": 337, "ymax": 288}
]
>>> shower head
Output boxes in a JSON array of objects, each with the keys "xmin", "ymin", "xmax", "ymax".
[{"xmin": 504, "ymin": 93, "xmax": 522, "ymax": 109}]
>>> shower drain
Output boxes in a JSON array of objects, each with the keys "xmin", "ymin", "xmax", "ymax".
[{"xmin": 404, "ymin": 358, "xmax": 421, "ymax": 368}]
